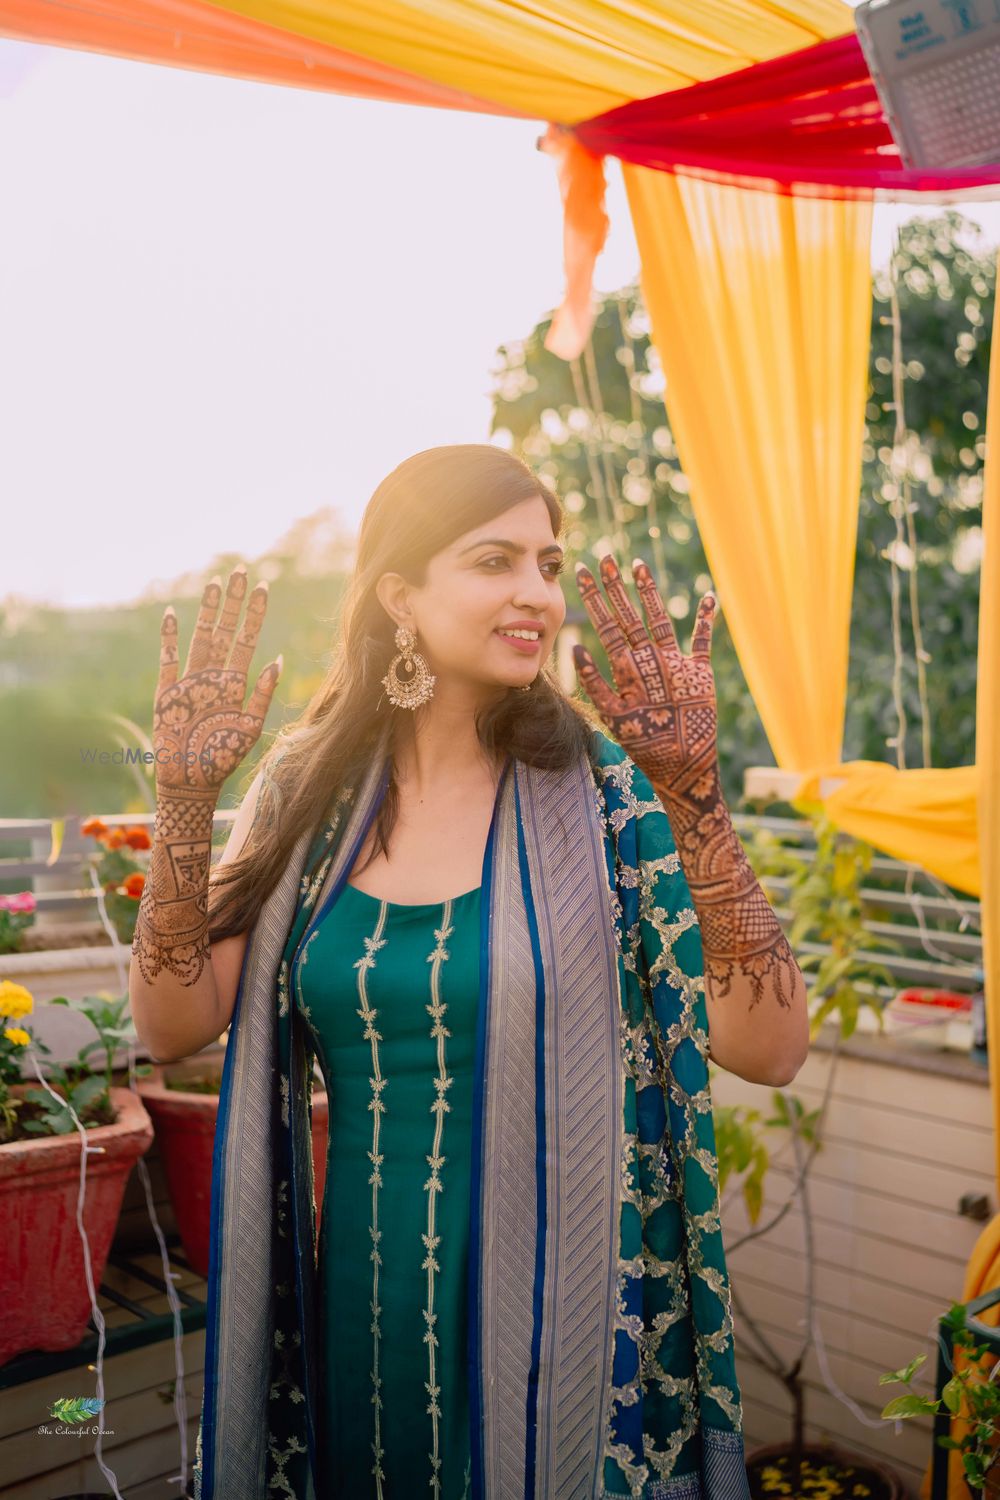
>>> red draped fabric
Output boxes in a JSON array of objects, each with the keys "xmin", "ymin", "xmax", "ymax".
[{"xmin": 570, "ymin": 32, "xmax": 1000, "ymax": 199}]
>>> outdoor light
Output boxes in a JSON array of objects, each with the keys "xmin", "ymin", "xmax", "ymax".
[{"xmin": 855, "ymin": 0, "xmax": 1000, "ymax": 171}]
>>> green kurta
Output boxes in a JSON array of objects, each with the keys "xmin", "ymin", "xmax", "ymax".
[{"xmin": 293, "ymin": 879, "xmax": 481, "ymax": 1500}]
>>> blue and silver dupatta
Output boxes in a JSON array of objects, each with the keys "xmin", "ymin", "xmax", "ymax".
[{"xmin": 193, "ymin": 725, "xmax": 750, "ymax": 1500}]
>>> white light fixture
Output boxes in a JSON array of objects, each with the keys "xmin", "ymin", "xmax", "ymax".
[{"xmin": 855, "ymin": 0, "xmax": 1000, "ymax": 170}]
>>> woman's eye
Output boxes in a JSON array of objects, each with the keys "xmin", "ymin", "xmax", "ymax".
[{"xmin": 480, "ymin": 556, "xmax": 565, "ymax": 577}]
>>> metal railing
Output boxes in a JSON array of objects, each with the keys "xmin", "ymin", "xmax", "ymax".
[{"xmin": 0, "ymin": 804, "xmax": 983, "ymax": 1001}]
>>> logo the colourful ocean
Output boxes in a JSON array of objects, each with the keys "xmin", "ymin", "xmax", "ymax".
[{"xmin": 48, "ymin": 1397, "xmax": 105, "ymax": 1424}]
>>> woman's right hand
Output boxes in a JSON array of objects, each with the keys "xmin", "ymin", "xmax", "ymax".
[{"xmin": 153, "ymin": 565, "xmax": 283, "ymax": 800}]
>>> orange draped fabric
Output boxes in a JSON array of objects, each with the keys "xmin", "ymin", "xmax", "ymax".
[{"xmin": 0, "ymin": 0, "xmax": 530, "ymax": 115}]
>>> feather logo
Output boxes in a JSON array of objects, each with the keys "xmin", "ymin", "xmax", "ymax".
[{"xmin": 49, "ymin": 1396, "xmax": 104, "ymax": 1424}]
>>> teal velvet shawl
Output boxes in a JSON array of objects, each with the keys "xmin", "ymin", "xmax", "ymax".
[{"xmin": 193, "ymin": 725, "xmax": 750, "ymax": 1499}]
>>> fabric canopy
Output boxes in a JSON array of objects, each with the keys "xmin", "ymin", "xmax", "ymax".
[
  {"xmin": 572, "ymin": 33, "xmax": 1000, "ymax": 198},
  {"xmin": 4, "ymin": 0, "xmax": 853, "ymax": 120}
]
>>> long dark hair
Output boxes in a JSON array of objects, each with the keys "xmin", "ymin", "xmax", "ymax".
[{"xmin": 207, "ymin": 443, "xmax": 603, "ymax": 943}]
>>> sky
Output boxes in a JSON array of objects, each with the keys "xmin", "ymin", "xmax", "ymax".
[{"xmin": 3, "ymin": 34, "xmax": 1000, "ymax": 612}]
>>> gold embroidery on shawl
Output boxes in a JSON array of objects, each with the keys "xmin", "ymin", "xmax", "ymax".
[
  {"xmin": 421, "ymin": 899, "xmax": 455, "ymax": 1500},
  {"xmin": 355, "ymin": 903, "xmax": 390, "ymax": 1498}
]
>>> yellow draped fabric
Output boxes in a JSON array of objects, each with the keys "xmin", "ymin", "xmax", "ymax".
[
  {"xmin": 786, "ymin": 258, "xmax": 998, "ymax": 911},
  {"xmin": 622, "ymin": 164, "xmax": 874, "ymax": 772},
  {"xmin": 792, "ymin": 761, "xmax": 980, "ymax": 896},
  {"xmin": 199, "ymin": 0, "xmax": 852, "ymax": 121}
]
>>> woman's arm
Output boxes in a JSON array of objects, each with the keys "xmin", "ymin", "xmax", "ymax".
[
  {"xmin": 128, "ymin": 774, "xmax": 262, "ymax": 1068},
  {"xmin": 644, "ymin": 759, "xmax": 809, "ymax": 1087}
]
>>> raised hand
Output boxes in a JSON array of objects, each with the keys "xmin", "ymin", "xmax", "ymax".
[
  {"xmin": 574, "ymin": 554, "xmax": 805, "ymax": 1032},
  {"xmin": 572, "ymin": 554, "xmax": 720, "ymax": 807},
  {"xmin": 154, "ymin": 567, "xmax": 282, "ymax": 797},
  {"xmin": 133, "ymin": 566, "xmax": 281, "ymax": 988}
]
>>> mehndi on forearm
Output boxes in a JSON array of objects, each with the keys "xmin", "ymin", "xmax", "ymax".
[
  {"xmin": 651, "ymin": 764, "xmax": 800, "ymax": 1011},
  {"xmin": 131, "ymin": 787, "xmax": 218, "ymax": 986}
]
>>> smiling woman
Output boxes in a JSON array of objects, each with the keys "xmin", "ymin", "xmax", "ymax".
[{"xmin": 129, "ymin": 442, "xmax": 763, "ymax": 1500}]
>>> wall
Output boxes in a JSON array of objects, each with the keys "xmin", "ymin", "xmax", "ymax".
[{"xmin": 712, "ymin": 1040, "xmax": 994, "ymax": 1496}]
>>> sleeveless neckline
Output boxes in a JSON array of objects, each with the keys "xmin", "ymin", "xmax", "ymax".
[{"xmin": 341, "ymin": 881, "xmax": 482, "ymax": 910}]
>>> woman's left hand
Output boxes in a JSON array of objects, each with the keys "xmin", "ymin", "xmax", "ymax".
[{"xmin": 572, "ymin": 555, "xmax": 720, "ymax": 801}]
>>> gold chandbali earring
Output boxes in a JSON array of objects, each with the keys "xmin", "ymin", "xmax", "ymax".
[{"xmin": 382, "ymin": 622, "xmax": 436, "ymax": 709}]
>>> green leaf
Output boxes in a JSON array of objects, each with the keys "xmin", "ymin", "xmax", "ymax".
[
  {"xmin": 70, "ymin": 1075, "xmax": 110, "ymax": 1112},
  {"xmin": 880, "ymin": 1354, "xmax": 928, "ymax": 1386},
  {"xmin": 46, "ymin": 819, "xmax": 65, "ymax": 867},
  {"xmin": 881, "ymin": 1393, "xmax": 940, "ymax": 1420},
  {"xmin": 942, "ymin": 1376, "xmax": 964, "ymax": 1415}
]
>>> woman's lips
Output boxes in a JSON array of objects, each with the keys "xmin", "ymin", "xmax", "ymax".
[{"xmin": 495, "ymin": 629, "xmax": 542, "ymax": 654}]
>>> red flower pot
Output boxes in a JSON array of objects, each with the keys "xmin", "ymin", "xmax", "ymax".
[
  {"xmin": 0, "ymin": 1085, "xmax": 155, "ymax": 1366},
  {"xmin": 137, "ymin": 1060, "xmax": 329, "ymax": 1278}
]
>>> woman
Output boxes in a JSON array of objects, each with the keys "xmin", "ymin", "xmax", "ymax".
[{"xmin": 130, "ymin": 444, "xmax": 808, "ymax": 1500}]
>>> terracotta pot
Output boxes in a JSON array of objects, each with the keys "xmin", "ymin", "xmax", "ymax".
[
  {"xmin": 137, "ymin": 1059, "xmax": 329, "ymax": 1279},
  {"xmin": 0, "ymin": 1084, "xmax": 154, "ymax": 1365},
  {"xmin": 746, "ymin": 1440, "xmax": 905, "ymax": 1498}
]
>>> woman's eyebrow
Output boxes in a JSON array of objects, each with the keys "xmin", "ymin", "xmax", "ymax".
[{"xmin": 458, "ymin": 538, "xmax": 564, "ymax": 558}]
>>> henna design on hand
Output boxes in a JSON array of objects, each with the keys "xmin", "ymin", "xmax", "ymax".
[
  {"xmin": 132, "ymin": 566, "xmax": 282, "ymax": 988},
  {"xmin": 574, "ymin": 554, "xmax": 799, "ymax": 1013},
  {"xmin": 132, "ymin": 789, "xmax": 217, "ymax": 985}
]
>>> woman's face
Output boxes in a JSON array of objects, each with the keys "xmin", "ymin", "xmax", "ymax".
[{"xmin": 389, "ymin": 494, "xmax": 567, "ymax": 694}]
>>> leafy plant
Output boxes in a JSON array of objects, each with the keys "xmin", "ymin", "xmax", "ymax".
[
  {"xmin": 742, "ymin": 807, "xmax": 901, "ymax": 1039},
  {"xmin": 0, "ymin": 891, "xmax": 36, "ymax": 954},
  {"xmin": 0, "ymin": 979, "xmax": 39, "ymax": 1141},
  {"xmin": 20, "ymin": 1072, "xmax": 113, "ymax": 1135},
  {"xmin": 880, "ymin": 1306, "xmax": 1000, "ymax": 1496},
  {"xmin": 79, "ymin": 818, "xmax": 151, "ymax": 945},
  {"xmin": 1, "ymin": 987, "xmax": 152, "ymax": 1140}
]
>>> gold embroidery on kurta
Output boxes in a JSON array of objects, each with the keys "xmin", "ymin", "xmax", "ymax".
[
  {"xmin": 422, "ymin": 901, "xmax": 455, "ymax": 1500},
  {"xmin": 355, "ymin": 903, "xmax": 390, "ymax": 1498}
]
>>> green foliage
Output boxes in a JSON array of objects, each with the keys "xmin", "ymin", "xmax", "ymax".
[
  {"xmin": 854, "ymin": 213, "xmax": 993, "ymax": 773},
  {"xmin": 0, "ymin": 516, "xmax": 352, "ymax": 819},
  {"xmin": 713, "ymin": 1102, "xmax": 769, "ymax": 1223},
  {"xmin": 489, "ymin": 210, "xmax": 992, "ymax": 803},
  {"xmin": 10, "ymin": 993, "xmax": 152, "ymax": 1138},
  {"xmin": 20, "ymin": 1073, "xmax": 110, "ymax": 1135},
  {"xmin": 879, "ymin": 1303, "xmax": 1000, "ymax": 1495},
  {"xmin": 0, "ymin": 907, "xmax": 34, "ymax": 955},
  {"xmin": 743, "ymin": 808, "xmax": 899, "ymax": 1039}
]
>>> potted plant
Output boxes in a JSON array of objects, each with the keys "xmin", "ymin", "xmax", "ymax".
[
  {"xmin": 0, "ymin": 981, "xmax": 155, "ymax": 1365},
  {"xmin": 879, "ymin": 1294, "xmax": 1000, "ymax": 1497},
  {"xmin": 137, "ymin": 1055, "xmax": 329, "ymax": 1278},
  {"xmin": 720, "ymin": 808, "xmax": 907, "ymax": 1497}
]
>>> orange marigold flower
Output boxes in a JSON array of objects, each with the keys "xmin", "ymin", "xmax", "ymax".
[
  {"xmin": 105, "ymin": 830, "xmax": 126, "ymax": 849},
  {"xmin": 81, "ymin": 818, "xmax": 109, "ymax": 840},
  {"xmin": 123, "ymin": 827, "xmax": 152, "ymax": 851},
  {"xmin": 123, "ymin": 873, "xmax": 145, "ymax": 900}
]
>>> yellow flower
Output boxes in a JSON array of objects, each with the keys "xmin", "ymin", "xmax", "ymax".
[
  {"xmin": 4, "ymin": 1026, "xmax": 30, "ymax": 1048},
  {"xmin": 0, "ymin": 981, "xmax": 34, "ymax": 1021}
]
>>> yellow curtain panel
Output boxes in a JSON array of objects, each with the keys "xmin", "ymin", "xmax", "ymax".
[{"xmin": 622, "ymin": 163, "xmax": 874, "ymax": 772}]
